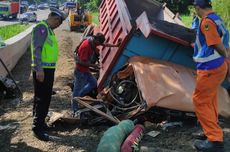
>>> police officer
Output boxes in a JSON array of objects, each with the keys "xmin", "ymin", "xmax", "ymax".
[
  {"xmin": 31, "ymin": 8, "xmax": 66, "ymax": 141},
  {"xmin": 193, "ymin": 0, "xmax": 229, "ymax": 151}
]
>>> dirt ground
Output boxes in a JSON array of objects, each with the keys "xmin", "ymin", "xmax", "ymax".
[{"xmin": 0, "ymin": 22, "xmax": 230, "ymax": 152}]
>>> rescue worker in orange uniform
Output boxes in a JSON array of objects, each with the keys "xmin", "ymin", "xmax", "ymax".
[{"xmin": 193, "ymin": 0, "xmax": 229, "ymax": 151}]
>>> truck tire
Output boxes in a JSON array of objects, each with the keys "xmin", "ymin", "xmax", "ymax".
[
  {"xmin": 70, "ymin": 26, "xmax": 74, "ymax": 32},
  {"xmin": 12, "ymin": 13, "xmax": 17, "ymax": 19},
  {"xmin": 3, "ymin": 16, "xmax": 9, "ymax": 21}
]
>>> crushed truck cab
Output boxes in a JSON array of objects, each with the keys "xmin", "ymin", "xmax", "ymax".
[{"xmin": 71, "ymin": 0, "xmax": 230, "ymax": 124}]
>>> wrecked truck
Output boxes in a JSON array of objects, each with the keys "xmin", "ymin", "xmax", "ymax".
[{"xmin": 70, "ymin": 0, "xmax": 230, "ymax": 124}]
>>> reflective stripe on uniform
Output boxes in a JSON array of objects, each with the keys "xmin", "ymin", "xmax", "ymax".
[
  {"xmin": 193, "ymin": 13, "xmax": 228, "ymax": 64},
  {"xmin": 214, "ymin": 20, "xmax": 226, "ymax": 43},
  {"xmin": 31, "ymin": 21, "xmax": 58, "ymax": 69},
  {"xmin": 41, "ymin": 62, "xmax": 56, "ymax": 67},
  {"xmin": 193, "ymin": 50, "xmax": 221, "ymax": 62}
]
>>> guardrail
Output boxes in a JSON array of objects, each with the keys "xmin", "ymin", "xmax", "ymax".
[{"xmin": 0, "ymin": 24, "xmax": 35, "ymax": 77}]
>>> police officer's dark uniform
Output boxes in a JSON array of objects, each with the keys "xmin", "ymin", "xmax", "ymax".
[{"xmin": 31, "ymin": 8, "xmax": 66, "ymax": 141}]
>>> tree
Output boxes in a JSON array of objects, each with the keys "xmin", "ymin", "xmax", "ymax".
[
  {"xmin": 78, "ymin": 0, "xmax": 101, "ymax": 11},
  {"xmin": 212, "ymin": 0, "xmax": 230, "ymax": 30},
  {"xmin": 156, "ymin": 0, "xmax": 193, "ymax": 14},
  {"xmin": 80, "ymin": 0, "xmax": 230, "ymax": 30}
]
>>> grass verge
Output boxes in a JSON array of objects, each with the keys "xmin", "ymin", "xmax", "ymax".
[
  {"xmin": 181, "ymin": 15, "xmax": 193, "ymax": 28},
  {"xmin": 92, "ymin": 12, "xmax": 99, "ymax": 25},
  {"xmin": 0, "ymin": 23, "xmax": 31, "ymax": 40}
]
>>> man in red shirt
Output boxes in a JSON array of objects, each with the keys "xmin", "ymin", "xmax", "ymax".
[{"xmin": 71, "ymin": 33, "xmax": 120, "ymax": 115}]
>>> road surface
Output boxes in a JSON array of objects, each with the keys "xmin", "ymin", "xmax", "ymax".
[{"xmin": 0, "ymin": 9, "xmax": 50, "ymax": 27}]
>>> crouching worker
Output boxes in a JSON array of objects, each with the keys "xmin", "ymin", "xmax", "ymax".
[
  {"xmin": 71, "ymin": 33, "xmax": 121, "ymax": 116},
  {"xmin": 31, "ymin": 8, "xmax": 67, "ymax": 141}
]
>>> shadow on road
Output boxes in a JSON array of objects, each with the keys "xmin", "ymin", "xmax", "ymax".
[{"xmin": 0, "ymin": 120, "xmax": 42, "ymax": 152}]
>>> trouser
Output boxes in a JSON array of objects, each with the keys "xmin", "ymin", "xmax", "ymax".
[
  {"xmin": 193, "ymin": 62, "xmax": 227, "ymax": 142},
  {"xmin": 71, "ymin": 69, "xmax": 97, "ymax": 113},
  {"xmin": 32, "ymin": 68, "xmax": 55, "ymax": 132}
]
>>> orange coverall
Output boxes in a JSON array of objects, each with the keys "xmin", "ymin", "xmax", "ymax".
[{"xmin": 192, "ymin": 14, "xmax": 228, "ymax": 142}]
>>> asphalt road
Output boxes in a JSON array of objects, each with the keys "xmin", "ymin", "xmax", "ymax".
[
  {"xmin": 0, "ymin": 9, "xmax": 50, "ymax": 27},
  {"xmin": 0, "ymin": 19, "xmax": 18, "ymax": 27},
  {"xmin": 35, "ymin": 9, "xmax": 50, "ymax": 21}
]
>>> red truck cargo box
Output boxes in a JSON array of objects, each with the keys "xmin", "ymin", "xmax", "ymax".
[
  {"xmin": 10, "ymin": 2, "xmax": 19, "ymax": 14},
  {"xmin": 97, "ymin": 0, "xmax": 191, "ymax": 90},
  {"xmin": 98, "ymin": 0, "xmax": 133, "ymax": 89}
]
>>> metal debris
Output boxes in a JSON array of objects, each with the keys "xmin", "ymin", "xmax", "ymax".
[
  {"xmin": 0, "ymin": 123, "xmax": 18, "ymax": 131},
  {"xmin": 0, "ymin": 76, "xmax": 18, "ymax": 100},
  {"xmin": 159, "ymin": 121, "xmax": 183, "ymax": 130},
  {"xmin": 146, "ymin": 130, "xmax": 160, "ymax": 138}
]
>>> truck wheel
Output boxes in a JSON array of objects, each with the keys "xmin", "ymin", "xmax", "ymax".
[
  {"xmin": 70, "ymin": 27, "xmax": 74, "ymax": 32},
  {"xmin": 80, "ymin": 26, "xmax": 86, "ymax": 33},
  {"xmin": 3, "ymin": 17, "xmax": 9, "ymax": 21},
  {"xmin": 12, "ymin": 14, "xmax": 17, "ymax": 19}
]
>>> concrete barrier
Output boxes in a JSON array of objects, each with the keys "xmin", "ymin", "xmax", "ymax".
[{"xmin": 0, "ymin": 24, "xmax": 35, "ymax": 77}]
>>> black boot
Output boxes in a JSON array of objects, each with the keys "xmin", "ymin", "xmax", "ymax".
[
  {"xmin": 194, "ymin": 139, "xmax": 224, "ymax": 152},
  {"xmin": 43, "ymin": 124, "xmax": 56, "ymax": 131},
  {"xmin": 52, "ymin": 91, "xmax": 56, "ymax": 95},
  {"xmin": 33, "ymin": 130, "xmax": 50, "ymax": 141},
  {"xmin": 192, "ymin": 132, "xmax": 207, "ymax": 140}
]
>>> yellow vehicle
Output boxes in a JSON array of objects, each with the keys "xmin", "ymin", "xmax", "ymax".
[{"xmin": 68, "ymin": 9, "xmax": 92, "ymax": 32}]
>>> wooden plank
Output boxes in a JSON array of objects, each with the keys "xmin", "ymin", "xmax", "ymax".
[
  {"xmin": 74, "ymin": 97, "xmax": 120, "ymax": 124},
  {"xmin": 140, "ymin": 146, "xmax": 178, "ymax": 152}
]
